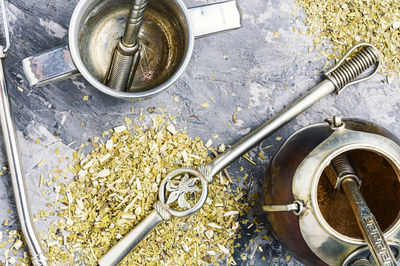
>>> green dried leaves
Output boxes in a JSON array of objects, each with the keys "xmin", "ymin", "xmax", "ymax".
[
  {"xmin": 44, "ymin": 115, "xmax": 250, "ymax": 265},
  {"xmin": 297, "ymin": 0, "xmax": 400, "ymax": 79}
]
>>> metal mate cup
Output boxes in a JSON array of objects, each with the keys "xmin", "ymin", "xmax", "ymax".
[
  {"xmin": 263, "ymin": 118, "xmax": 400, "ymax": 265},
  {"xmin": 22, "ymin": 0, "xmax": 242, "ymax": 99}
]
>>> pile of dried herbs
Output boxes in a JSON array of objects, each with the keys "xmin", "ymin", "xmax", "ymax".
[
  {"xmin": 42, "ymin": 114, "xmax": 252, "ymax": 265},
  {"xmin": 0, "ymin": 228, "xmax": 29, "ymax": 265},
  {"xmin": 296, "ymin": 0, "xmax": 400, "ymax": 80}
]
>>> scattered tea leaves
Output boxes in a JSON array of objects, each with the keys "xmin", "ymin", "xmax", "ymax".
[
  {"xmin": 43, "ymin": 115, "xmax": 251, "ymax": 265},
  {"xmin": 0, "ymin": 229, "xmax": 29, "ymax": 265},
  {"xmin": 296, "ymin": 0, "xmax": 400, "ymax": 77},
  {"xmin": 243, "ymin": 153, "xmax": 256, "ymax": 166},
  {"xmin": 37, "ymin": 159, "xmax": 46, "ymax": 168}
]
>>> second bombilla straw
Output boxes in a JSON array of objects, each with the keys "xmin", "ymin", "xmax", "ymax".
[
  {"xmin": 0, "ymin": 0, "xmax": 48, "ymax": 265},
  {"xmin": 328, "ymin": 154, "xmax": 397, "ymax": 265},
  {"xmin": 104, "ymin": 0, "xmax": 148, "ymax": 91}
]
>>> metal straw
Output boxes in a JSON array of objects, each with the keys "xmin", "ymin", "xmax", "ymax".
[
  {"xmin": 328, "ymin": 153, "xmax": 397, "ymax": 266},
  {"xmin": 98, "ymin": 44, "xmax": 381, "ymax": 266},
  {"xmin": 0, "ymin": 1, "xmax": 47, "ymax": 265},
  {"xmin": 104, "ymin": 0, "xmax": 148, "ymax": 91}
]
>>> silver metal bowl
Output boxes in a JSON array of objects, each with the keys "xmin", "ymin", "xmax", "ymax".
[
  {"xmin": 70, "ymin": 0, "xmax": 191, "ymax": 98},
  {"xmin": 22, "ymin": 0, "xmax": 242, "ymax": 99}
]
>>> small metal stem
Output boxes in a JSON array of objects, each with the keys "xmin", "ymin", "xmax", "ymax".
[{"xmin": 331, "ymin": 154, "xmax": 397, "ymax": 266}]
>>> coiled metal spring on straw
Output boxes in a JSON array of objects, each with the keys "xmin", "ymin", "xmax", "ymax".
[
  {"xmin": 331, "ymin": 154, "xmax": 355, "ymax": 176},
  {"xmin": 104, "ymin": 0, "xmax": 148, "ymax": 91},
  {"xmin": 326, "ymin": 43, "xmax": 380, "ymax": 93}
]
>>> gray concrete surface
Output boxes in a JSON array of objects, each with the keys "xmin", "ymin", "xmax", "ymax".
[{"xmin": 0, "ymin": 0, "xmax": 399, "ymax": 265}]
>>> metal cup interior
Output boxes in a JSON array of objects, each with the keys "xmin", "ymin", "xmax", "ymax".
[
  {"xmin": 317, "ymin": 149, "xmax": 400, "ymax": 240},
  {"xmin": 69, "ymin": 0, "xmax": 191, "ymax": 98}
]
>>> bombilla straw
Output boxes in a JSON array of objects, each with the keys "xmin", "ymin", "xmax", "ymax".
[
  {"xmin": 104, "ymin": 0, "xmax": 148, "ymax": 91},
  {"xmin": 98, "ymin": 44, "xmax": 381, "ymax": 266},
  {"xmin": 0, "ymin": 1, "xmax": 47, "ymax": 265},
  {"xmin": 203, "ymin": 43, "xmax": 380, "ymax": 179},
  {"xmin": 328, "ymin": 154, "xmax": 397, "ymax": 266}
]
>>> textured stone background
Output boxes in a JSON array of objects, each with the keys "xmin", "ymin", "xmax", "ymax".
[{"xmin": 0, "ymin": 0, "xmax": 399, "ymax": 265}]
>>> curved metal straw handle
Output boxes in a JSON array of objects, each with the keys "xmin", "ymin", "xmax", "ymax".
[
  {"xmin": 0, "ymin": 51, "xmax": 48, "ymax": 266},
  {"xmin": 99, "ymin": 43, "xmax": 381, "ymax": 265},
  {"xmin": 0, "ymin": 1, "xmax": 48, "ymax": 265}
]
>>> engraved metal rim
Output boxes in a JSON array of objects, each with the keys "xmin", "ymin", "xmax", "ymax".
[
  {"xmin": 69, "ymin": 0, "xmax": 194, "ymax": 99},
  {"xmin": 158, "ymin": 167, "xmax": 208, "ymax": 217},
  {"xmin": 311, "ymin": 143, "xmax": 400, "ymax": 245},
  {"xmin": 342, "ymin": 242, "xmax": 400, "ymax": 266}
]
